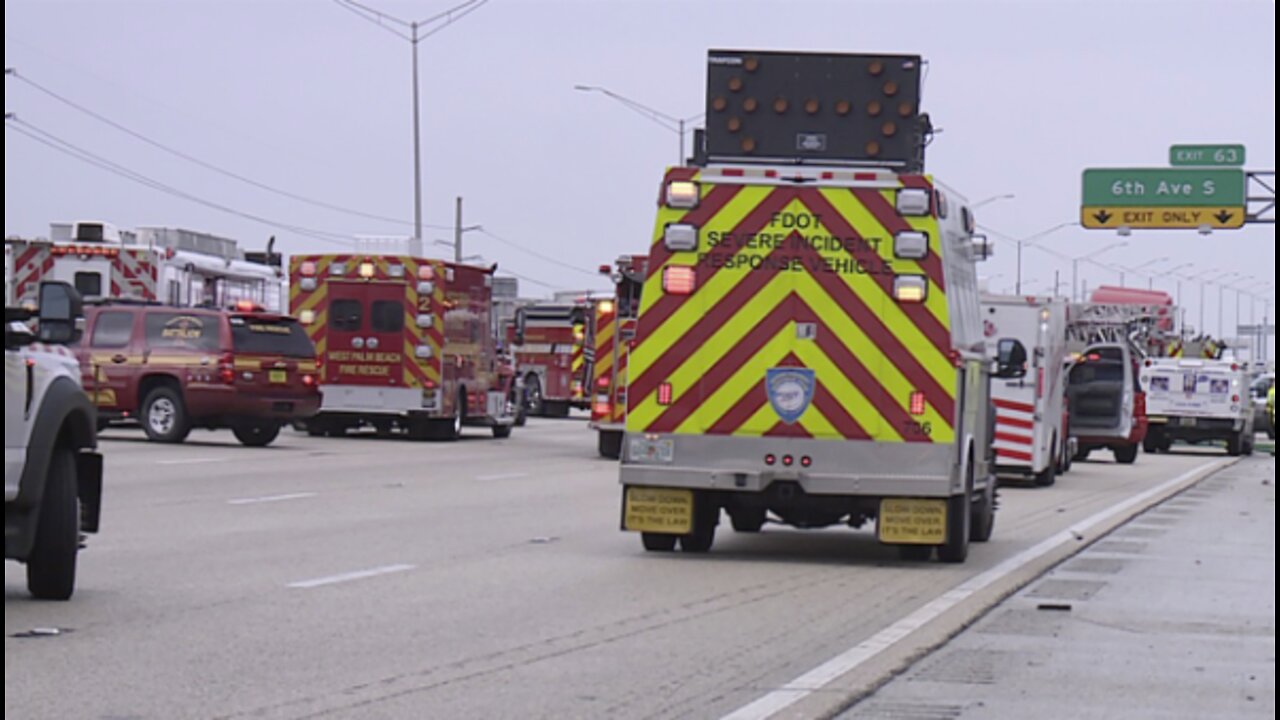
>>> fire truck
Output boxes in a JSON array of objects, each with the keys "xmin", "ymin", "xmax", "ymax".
[
  {"xmin": 289, "ymin": 249, "xmax": 516, "ymax": 440},
  {"xmin": 509, "ymin": 300, "xmax": 594, "ymax": 418},
  {"xmin": 8, "ymin": 221, "xmax": 284, "ymax": 312},
  {"xmin": 981, "ymin": 294, "xmax": 1071, "ymax": 486},
  {"xmin": 590, "ymin": 255, "xmax": 648, "ymax": 459},
  {"xmin": 618, "ymin": 50, "xmax": 1002, "ymax": 563}
]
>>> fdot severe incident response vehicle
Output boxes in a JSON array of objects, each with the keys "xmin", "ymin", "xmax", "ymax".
[{"xmin": 618, "ymin": 50, "xmax": 1008, "ymax": 563}]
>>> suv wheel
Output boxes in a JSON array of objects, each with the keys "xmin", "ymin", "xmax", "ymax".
[
  {"xmin": 27, "ymin": 446, "xmax": 79, "ymax": 600},
  {"xmin": 142, "ymin": 386, "xmax": 191, "ymax": 443},
  {"xmin": 233, "ymin": 422, "xmax": 281, "ymax": 447}
]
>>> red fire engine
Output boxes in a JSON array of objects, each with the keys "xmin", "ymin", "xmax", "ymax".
[
  {"xmin": 289, "ymin": 251, "xmax": 515, "ymax": 440},
  {"xmin": 509, "ymin": 301, "xmax": 594, "ymax": 418}
]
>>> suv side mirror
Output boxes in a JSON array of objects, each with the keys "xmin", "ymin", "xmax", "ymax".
[
  {"xmin": 513, "ymin": 308, "xmax": 526, "ymax": 346},
  {"xmin": 994, "ymin": 338, "xmax": 1028, "ymax": 379},
  {"xmin": 37, "ymin": 281, "xmax": 85, "ymax": 345}
]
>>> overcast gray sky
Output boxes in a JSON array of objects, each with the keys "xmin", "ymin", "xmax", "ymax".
[{"xmin": 4, "ymin": 0, "xmax": 1275, "ymax": 342}]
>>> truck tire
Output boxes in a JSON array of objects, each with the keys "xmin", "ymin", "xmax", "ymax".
[
  {"xmin": 232, "ymin": 422, "xmax": 281, "ymax": 447},
  {"xmin": 937, "ymin": 491, "xmax": 971, "ymax": 563},
  {"xmin": 970, "ymin": 477, "xmax": 996, "ymax": 542},
  {"xmin": 1114, "ymin": 443, "xmax": 1139, "ymax": 464},
  {"xmin": 523, "ymin": 375, "xmax": 544, "ymax": 417},
  {"xmin": 545, "ymin": 400, "xmax": 571, "ymax": 419},
  {"xmin": 1033, "ymin": 458, "xmax": 1056, "ymax": 487},
  {"xmin": 491, "ymin": 423, "xmax": 513, "ymax": 439},
  {"xmin": 641, "ymin": 532, "xmax": 678, "ymax": 552},
  {"xmin": 679, "ymin": 496, "xmax": 718, "ymax": 553},
  {"xmin": 1143, "ymin": 431, "xmax": 1161, "ymax": 454},
  {"xmin": 1226, "ymin": 432, "xmax": 1244, "ymax": 456},
  {"xmin": 26, "ymin": 446, "xmax": 79, "ymax": 601},
  {"xmin": 729, "ymin": 507, "xmax": 766, "ymax": 533},
  {"xmin": 1073, "ymin": 446, "xmax": 1091, "ymax": 462},
  {"xmin": 141, "ymin": 386, "xmax": 191, "ymax": 443},
  {"xmin": 598, "ymin": 430, "xmax": 623, "ymax": 459}
]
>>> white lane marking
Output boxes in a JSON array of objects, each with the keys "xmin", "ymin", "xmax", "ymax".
[
  {"xmin": 720, "ymin": 458, "xmax": 1231, "ymax": 720},
  {"xmin": 476, "ymin": 472, "xmax": 529, "ymax": 481},
  {"xmin": 156, "ymin": 457, "xmax": 222, "ymax": 466},
  {"xmin": 287, "ymin": 564, "xmax": 416, "ymax": 589},
  {"xmin": 227, "ymin": 492, "xmax": 317, "ymax": 505}
]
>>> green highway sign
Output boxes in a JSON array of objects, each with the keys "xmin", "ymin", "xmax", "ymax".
[
  {"xmin": 1170, "ymin": 144, "xmax": 1246, "ymax": 167},
  {"xmin": 1081, "ymin": 168, "xmax": 1245, "ymax": 207}
]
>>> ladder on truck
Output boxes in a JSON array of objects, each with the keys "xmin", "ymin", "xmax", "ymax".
[{"xmin": 1066, "ymin": 302, "xmax": 1178, "ymax": 359}]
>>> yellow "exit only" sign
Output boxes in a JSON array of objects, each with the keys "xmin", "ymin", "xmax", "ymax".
[{"xmin": 1081, "ymin": 206, "xmax": 1245, "ymax": 230}]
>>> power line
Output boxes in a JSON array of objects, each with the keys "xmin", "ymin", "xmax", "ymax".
[
  {"xmin": 475, "ymin": 228, "xmax": 601, "ymax": 278},
  {"xmin": 6, "ymin": 117, "xmax": 358, "ymax": 247},
  {"xmin": 8, "ymin": 70, "xmax": 450, "ymax": 230}
]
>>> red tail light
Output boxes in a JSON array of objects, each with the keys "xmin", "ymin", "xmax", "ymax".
[
  {"xmin": 1232, "ymin": 394, "xmax": 1240, "ymax": 403},
  {"xmin": 781, "ymin": 454, "xmax": 794, "ymax": 467},
  {"xmin": 218, "ymin": 353, "xmax": 236, "ymax": 384},
  {"xmin": 657, "ymin": 382, "xmax": 674, "ymax": 405},
  {"xmin": 425, "ymin": 379, "xmax": 437, "ymax": 390},
  {"xmin": 302, "ymin": 374, "xmax": 316, "ymax": 387},
  {"xmin": 764, "ymin": 453, "xmax": 777, "ymax": 466},
  {"xmin": 593, "ymin": 401, "xmax": 611, "ymax": 417},
  {"xmin": 596, "ymin": 376, "xmax": 610, "ymax": 389},
  {"xmin": 662, "ymin": 266, "xmax": 697, "ymax": 295},
  {"xmin": 800, "ymin": 455, "xmax": 812, "ymax": 467},
  {"xmin": 909, "ymin": 391, "xmax": 926, "ymax": 416}
]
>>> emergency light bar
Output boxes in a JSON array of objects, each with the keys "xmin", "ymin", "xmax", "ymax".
[
  {"xmin": 663, "ymin": 223, "xmax": 699, "ymax": 252},
  {"xmin": 895, "ymin": 188, "xmax": 931, "ymax": 216},
  {"xmin": 666, "ymin": 181, "xmax": 700, "ymax": 209},
  {"xmin": 893, "ymin": 231, "xmax": 929, "ymax": 260},
  {"xmin": 893, "ymin": 275, "xmax": 928, "ymax": 303}
]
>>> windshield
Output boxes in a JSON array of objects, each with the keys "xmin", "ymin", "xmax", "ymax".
[{"xmin": 229, "ymin": 316, "xmax": 314, "ymax": 358}]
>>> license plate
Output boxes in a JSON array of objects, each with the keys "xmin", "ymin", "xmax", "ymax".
[
  {"xmin": 623, "ymin": 487, "xmax": 693, "ymax": 534},
  {"xmin": 629, "ymin": 436, "xmax": 674, "ymax": 464},
  {"xmin": 878, "ymin": 498, "xmax": 947, "ymax": 544},
  {"xmin": 1179, "ymin": 416, "xmax": 1197, "ymax": 427},
  {"xmin": 269, "ymin": 369, "xmax": 287, "ymax": 384}
]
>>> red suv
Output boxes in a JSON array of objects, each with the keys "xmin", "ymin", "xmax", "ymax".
[{"xmin": 77, "ymin": 301, "xmax": 321, "ymax": 446}]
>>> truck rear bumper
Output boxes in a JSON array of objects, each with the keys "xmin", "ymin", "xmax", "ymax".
[
  {"xmin": 619, "ymin": 433, "xmax": 958, "ymax": 497},
  {"xmin": 1149, "ymin": 415, "xmax": 1243, "ymax": 441}
]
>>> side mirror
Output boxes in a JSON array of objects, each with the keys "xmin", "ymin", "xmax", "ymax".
[
  {"xmin": 994, "ymin": 338, "xmax": 1028, "ymax": 379},
  {"xmin": 970, "ymin": 233, "xmax": 994, "ymax": 261},
  {"xmin": 513, "ymin": 308, "xmax": 526, "ymax": 346},
  {"xmin": 37, "ymin": 281, "xmax": 85, "ymax": 345}
]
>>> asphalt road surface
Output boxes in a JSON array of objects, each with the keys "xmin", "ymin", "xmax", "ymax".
[{"xmin": 4, "ymin": 418, "xmax": 1239, "ymax": 720}]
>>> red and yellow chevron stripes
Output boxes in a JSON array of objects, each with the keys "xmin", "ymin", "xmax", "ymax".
[
  {"xmin": 289, "ymin": 254, "xmax": 444, "ymax": 388},
  {"xmin": 626, "ymin": 169, "xmax": 956, "ymax": 444},
  {"xmin": 590, "ymin": 302, "xmax": 617, "ymax": 422},
  {"xmin": 611, "ymin": 318, "xmax": 636, "ymax": 424},
  {"xmin": 571, "ymin": 320, "xmax": 586, "ymax": 400}
]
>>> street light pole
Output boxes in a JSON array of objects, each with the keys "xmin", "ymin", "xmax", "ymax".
[
  {"xmin": 412, "ymin": 22, "xmax": 422, "ymax": 249},
  {"xmin": 1004, "ymin": 220, "xmax": 1076, "ymax": 295},
  {"xmin": 336, "ymin": 0, "xmax": 488, "ymax": 253},
  {"xmin": 574, "ymin": 84, "xmax": 702, "ymax": 165},
  {"xmin": 1070, "ymin": 240, "xmax": 1127, "ymax": 302}
]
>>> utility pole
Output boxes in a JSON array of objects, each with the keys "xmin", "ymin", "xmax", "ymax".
[
  {"xmin": 411, "ymin": 20, "xmax": 422, "ymax": 255},
  {"xmin": 454, "ymin": 196, "xmax": 463, "ymax": 263}
]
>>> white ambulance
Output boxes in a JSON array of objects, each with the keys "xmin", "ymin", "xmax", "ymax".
[{"xmin": 981, "ymin": 294, "xmax": 1070, "ymax": 485}]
